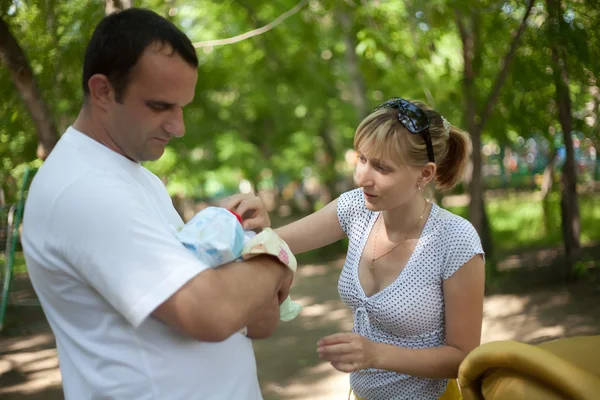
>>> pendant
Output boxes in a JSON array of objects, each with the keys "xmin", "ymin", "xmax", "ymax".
[{"xmin": 370, "ymin": 263, "xmax": 375, "ymax": 272}]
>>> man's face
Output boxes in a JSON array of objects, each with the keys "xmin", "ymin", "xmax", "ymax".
[{"xmin": 105, "ymin": 43, "xmax": 198, "ymax": 162}]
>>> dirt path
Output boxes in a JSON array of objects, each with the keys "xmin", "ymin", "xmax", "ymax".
[{"xmin": 2, "ymin": 257, "xmax": 600, "ymax": 399}]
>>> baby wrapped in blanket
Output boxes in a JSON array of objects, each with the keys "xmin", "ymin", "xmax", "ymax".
[{"xmin": 174, "ymin": 206, "xmax": 302, "ymax": 326}]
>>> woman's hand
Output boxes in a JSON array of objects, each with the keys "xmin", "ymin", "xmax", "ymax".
[
  {"xmin": 220, "ymin": 193, "xmax": 270, "ymax": 231},
  {"xmin": 317, "ymin": 333, "xmax": 378, "ymax": 373}
]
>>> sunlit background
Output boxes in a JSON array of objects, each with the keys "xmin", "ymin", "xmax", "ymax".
[{"xmin": 1, "ymin": 1, "xmax": 599, "ymax": 399}]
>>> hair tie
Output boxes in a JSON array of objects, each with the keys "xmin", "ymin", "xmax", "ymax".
[{"xmin": 441, "ymin": 116, "xmax": 451, "ymax": 138}]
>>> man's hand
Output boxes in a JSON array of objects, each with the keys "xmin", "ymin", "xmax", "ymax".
[{"xmin": 220, "ymin": 193, "xmax": 270, "ymax": 231}]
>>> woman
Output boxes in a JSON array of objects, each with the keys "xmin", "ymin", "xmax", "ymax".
[{"xmin": 275, "ymin": 98, "xmax": 485, "ymax": 399}]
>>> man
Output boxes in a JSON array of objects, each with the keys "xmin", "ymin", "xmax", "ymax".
[{"xmin": 22, "ymin": 8, "xmax": 291, "ymax": 400}]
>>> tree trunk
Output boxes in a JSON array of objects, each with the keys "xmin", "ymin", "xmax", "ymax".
[
  {"xmin": 499, "ymin": 145, "xmax": 508, "ymax": 187},
  {"xmin": 456, "ymin": 10, "xmax": 492, "ymax": 257},
  {"xmin": 337, "ymin": 9, "xmax": 369, "ymax": 120},
  {"xmin": 45, "ymin": 0, "xmax": 69, "ymax": 135},
  {"xmin": 318, "ymin": 116, "xmax": 339, "ymax": 199},
  {"xmin": 0, "ymin": 17, "xmax": 58, "ymax": 160},
  {"xmin": 541, "ymin": 147, "xmax": 558, "ymax": 234},
  {"xmin": 456, "ymin": 2, "xmax": 534, "ymax": 262},
  {"xmin": 548, "ymin": 0, "xmax": 581, "ymax": 279},
  {"xmin": 591, "ymin": 80, "xmax": 600, "ymax": 182},
  {"xmin": 540, "ymin": 147, "xmax": 558, "ymax": 199}
]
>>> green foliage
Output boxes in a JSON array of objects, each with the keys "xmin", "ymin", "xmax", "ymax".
[
  {"xmin": 1, "ymin": 0, "xmax": 598, "ymax": 255},
  {"xmin": 447, "ymin": 192, "xmax": 600, "ymax": 253}
]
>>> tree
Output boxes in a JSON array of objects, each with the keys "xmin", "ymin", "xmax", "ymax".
[
  {"xmin": 547, "ymin": 0, "xmax": 580, "ymax": 278},
  {"xmin": 454, "ymin": 0, "xmax": 535, "ymax": 258},
  {"xmin": 0, "ymin": 14, "xmax": 58, "ymax": 159}
]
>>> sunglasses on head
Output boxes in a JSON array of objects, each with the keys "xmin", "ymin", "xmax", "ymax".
[{"xmin": 374, "ymin": 97, "xmax": 435, "ymax": 163}]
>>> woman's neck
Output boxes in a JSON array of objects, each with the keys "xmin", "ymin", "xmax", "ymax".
[{"xmin": 381, "ymin": 195, "xmax": 430, "ymax": 242}]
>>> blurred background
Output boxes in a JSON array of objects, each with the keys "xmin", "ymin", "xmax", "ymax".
[{"xmin": 1, "ymin": 0, "xmax": 599, "ymax": 399}]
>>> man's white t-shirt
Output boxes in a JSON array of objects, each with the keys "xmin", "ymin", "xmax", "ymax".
[{"xmin": 22, "ymin": 127, "xmax": 263, "ymax": 400}]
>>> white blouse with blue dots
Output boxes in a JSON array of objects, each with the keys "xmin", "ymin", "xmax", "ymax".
[{"xmin": 337, "ymin": 188, "xmax": 484, "ymax": 399}]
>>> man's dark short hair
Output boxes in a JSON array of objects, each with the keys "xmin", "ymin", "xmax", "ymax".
[{"xmin": 82, "ymin": 8, "xmax": 198, "ymax": 102}]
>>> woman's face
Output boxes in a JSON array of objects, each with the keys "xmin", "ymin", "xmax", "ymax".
[{"xmin": 353, "ymin": 149, "xmax": 422, "ymax": 212}]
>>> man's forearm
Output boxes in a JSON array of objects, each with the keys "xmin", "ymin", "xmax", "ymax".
[
  {"xmin": 208, "ymin": 255, "xmax": 291, "ymax": 336},
  {"xmin": 246, "ymin": 294, "xmax": 280, "ymax": 339},
  {"xmin": 153, "ymin": 254, "xmax": 291, "ymax": 342}
]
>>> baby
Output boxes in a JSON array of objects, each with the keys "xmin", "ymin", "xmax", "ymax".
[{"xmin": 174, "ymin": 206, "xmax": 302, "ymax": 327}]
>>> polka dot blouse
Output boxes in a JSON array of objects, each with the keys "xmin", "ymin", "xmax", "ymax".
[{"xmin": 337, "ymin": 189, "xmax": 484, "ymax": 399}]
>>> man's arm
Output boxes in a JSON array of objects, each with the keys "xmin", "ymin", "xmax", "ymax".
[
  {"xmin": 49, "ymin": 178, "xmax": 292, "ymax": 343},
  {"xmin": 245, "ymin": 263, "xmax": 294, "ymax": 339},
  {"xmin": 244, "ymin": 294, "xmax": 281, "ymax": 339},
  {"xmin": 153, "ymin": 254, "xmax": 292, "ymax": 342}
]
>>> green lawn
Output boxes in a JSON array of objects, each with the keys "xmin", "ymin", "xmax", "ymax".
[
  {"xmin": 447, "ymin": 192, "xmax": 600, "ymax": 253},
  {"xmin": 0, "ymin": 251, "xmax": 27, "ymax": 275}
]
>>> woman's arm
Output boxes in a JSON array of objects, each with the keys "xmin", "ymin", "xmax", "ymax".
[
  {"xmin": 318, "ymin": 255, "xmax": 485, "ymax": 378},
  {"xmin": 275, "ymin": 198, "xmax": 346, "ymax": 255},
  {"xmin": 246, "ymin": 200, "xmax": 347, "ymax": 338}
]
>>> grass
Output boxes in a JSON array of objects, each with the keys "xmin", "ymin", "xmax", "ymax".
[
  {"xmin": 446, "ymin": 192, "xmax": 600, "ymax": 253},
  {"xmin": 0, "ymin": 252, "xmax": 27, "ymax": 275}
]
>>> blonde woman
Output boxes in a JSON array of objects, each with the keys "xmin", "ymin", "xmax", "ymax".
[{"xmin": 276, "ymin": 98, "xmax": 485, "ymax": 399}]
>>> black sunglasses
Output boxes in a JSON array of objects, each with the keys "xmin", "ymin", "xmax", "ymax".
[{"xmin": 374, "ymin": 97, "xmax": 435, "ymax": 163}]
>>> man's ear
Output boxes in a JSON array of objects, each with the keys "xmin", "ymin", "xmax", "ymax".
[{"xmin": 87, "ymin": 74, "xmax": 114, "ymax": 111}]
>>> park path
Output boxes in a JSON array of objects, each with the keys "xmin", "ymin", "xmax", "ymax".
[{"xmin": 2, "ymin": 257, "xmax": 600, "ymax": 399}]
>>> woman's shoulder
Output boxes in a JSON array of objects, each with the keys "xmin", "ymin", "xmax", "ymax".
[
  {"xmin": 338, "ymin": 187, "xmax": 366, "ymax": 205},
  {"xmin": 433, "ymin": 206, "xmax": 480, "ymax": 241},
  {"xmin": 337, "ymin": 188, "xmax": 371, "ymax": 235},
  {"xmin": 432, "ymin": 205, "xmax": 485, "ymax": 278},
  {"xmin": 338, "ymin": 189, "xmax": 367, "ymax": 215}
]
